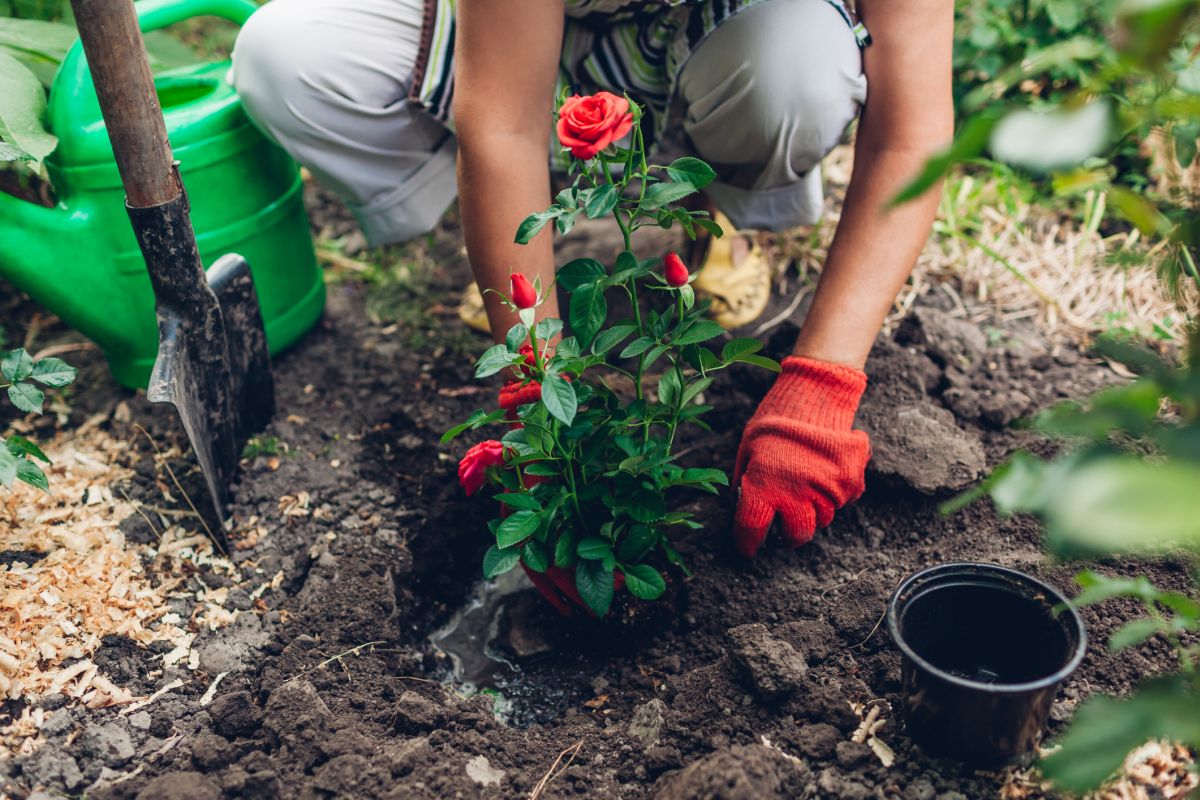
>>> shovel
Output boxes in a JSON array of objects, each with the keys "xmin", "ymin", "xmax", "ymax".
[{"xmin": 68, "ymin": 0, "xmax": 276, "ymax": 549}]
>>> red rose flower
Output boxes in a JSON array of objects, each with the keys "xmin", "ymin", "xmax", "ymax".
[
  {"xmin": 556, "ymin": 92, "xmax": 634, "ymax": 160},
  {"xmin": 458, "ymin": 440, "xmax": 506, "ymax": 496},
  {"xmin": 663, "ymin": 252, "xmax": 689, "ymax": 287},
  {"xmin": 510, "ymin": 273, "xmax": 537, "ymax": 309}
]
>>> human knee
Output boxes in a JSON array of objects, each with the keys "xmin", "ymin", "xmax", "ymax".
[
  {"xmin": 231, "ymin": 3, "xmax": 329, "ymax": 138},
  {"xmin": 686, "ymin": 0, "xmax": 865, "ymax": 167}
]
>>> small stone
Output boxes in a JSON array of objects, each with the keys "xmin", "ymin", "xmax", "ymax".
[
  {"xmin": 727, "ymin": 623, "xmax": 808, "ymax": 698},
  {"xmin": 835, "ymin": 740, "xmax": 874, "ymax": 768},
  {"xmin": 40, "ymin": 709, "xmax": 77, "ymax": 738},
  {"xmin": 653, "ymin": 745, "xmax": 793, "ymax": 800},
  {"xmin": 896, "ymin": 307, "xmax": 988, "ymax": 372},
  {"xmin": 797, "ymin": 723, "xmax": 840, "ymax": 760},
  {"xmin": 465, "ymin": 755, "xmax": 505, "ymax": 787},
  {"xmin": 35, "ymin": 694, "xmax": 69, "ymax": 711},
  {"xmin": 905, "ymin": 778, "xmax": 937, "ymax": 800},
  {"xmin": 209, "ymin": 690, "xmax": 263, "ymax": 739},
  {"xmin": 136, "ymin": 771, "xmax": 221, "ymax": 800},
  {"xmin": 980, "ymin": 390, "xmax": 1033, "ymax": 428},
  {"xmin": 644, "ymin": 745, "xmax": 682, "ymax": 776},
  {"xmin": 191, "ymin": 733, "xmax": 234, "ymax": 773},
  {"xmin": 392, "ymin": 691, "xmax": 446, "ymax": 733},
  {"xmin": 862, "ymin": 403, "xmax": 986, "ymax": 494},
  {"xmin": 78, "ymin": 721, "xmax": 135, "ymax": 767},
  {"xmin": 628, "ymin": 699, "xmax": 667, "ymax": 749},
  {"xmin": 127, "ymin": 711, "xmax": 152, "ymax": 731}
]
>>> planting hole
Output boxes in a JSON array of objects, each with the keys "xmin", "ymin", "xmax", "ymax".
[
  {"xmin": 901, "ymin": 581, "xmax": 1074, "ymax": 685},
  {"xmin": 428, "ymin": 572, "xmax": 576, "ymax": 726}
]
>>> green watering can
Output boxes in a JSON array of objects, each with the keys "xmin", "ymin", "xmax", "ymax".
[{"xmin": 0, "ymin": 0, "xmax": 325, "ymax": 389}]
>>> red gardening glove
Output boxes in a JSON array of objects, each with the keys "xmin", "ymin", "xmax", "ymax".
[
  {"xmin": 500, "ymin": 343, "xmax": 543, "ymax": 422},
  {"xmin": 499, "ymin": 379, "xmax": 541, "ymax": 421},
  {"xmin": 733, "ymin": 356, "xmax": 871, "ymax": 557}
]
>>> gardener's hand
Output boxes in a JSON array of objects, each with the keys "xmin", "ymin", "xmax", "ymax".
[{"xmin": 733, "ymin": 356, "xmax": 871, "ymax": 557}]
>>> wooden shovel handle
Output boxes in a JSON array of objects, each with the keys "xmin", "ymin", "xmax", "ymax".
[{"xmin": 67, "ymin": 0, "xmax": 180, "ymax": 208}]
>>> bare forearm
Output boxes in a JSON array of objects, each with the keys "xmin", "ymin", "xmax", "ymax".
[
  {"xmin": 794, "ymin": 0, "xmax": 954, "ymax": 369},
  {"xmin": 453, "ymin": 0, "xmax": 563, "ymax": 341},
  {"xmin": 457, "ymin": 138, "xmax": 557, "ymax": 339},
  {"xmin": 792, "ymin": 143, "xmax": 941, "ymax": 368}
]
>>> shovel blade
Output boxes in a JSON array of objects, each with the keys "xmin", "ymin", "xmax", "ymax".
[{"xmin": 142, "ymin": 249, "xmax": 275, "ymax": 551}]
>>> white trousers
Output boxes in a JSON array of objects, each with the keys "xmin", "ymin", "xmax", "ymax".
[{"xmin": 230, "ymin": 0, "xmax": 867, "ymax": 246}]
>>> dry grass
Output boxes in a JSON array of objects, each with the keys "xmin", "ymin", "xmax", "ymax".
[{"xmin": 777, "ymin": 144, "xmax": 1196, "ymax": 343}]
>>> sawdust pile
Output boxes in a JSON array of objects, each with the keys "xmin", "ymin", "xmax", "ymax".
[{"xmin": 1, "ymin": 414, "xmax": 235, "ymax": 750}]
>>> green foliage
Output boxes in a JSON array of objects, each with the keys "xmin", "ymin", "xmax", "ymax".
[
  {"xmin": 903, "ymin": 0, "xmax": 1200, "ymax": 298},
  {"xmin": 241, "ymin": 434, "xmax": 284, "ymax": 460},
  {"xmin": 947, "ymin": 332, "xmax": 1200, "ymax": 791},
  {"xmin": 0, "ymin": 347, "xmax": 74, "ymax": 492},
  {"xmin": 449, "ymin": 99, "xmax": 777, "ymax": 616},
  {"xmin": 1041, "ymin": 678, "xmax": 1200, "ymax": 791},
  {"xmin": 0, "ymin": 8, "xmax": 205, "ymax": 171}
]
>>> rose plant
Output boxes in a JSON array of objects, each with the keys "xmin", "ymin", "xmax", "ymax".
[
  {"xmin": 445, "ymin": 93, "xmax": 779, "ymax": 616},
  {"xmin": 0, "ymin": 348, "xmax": 76, "ymax": 491}
]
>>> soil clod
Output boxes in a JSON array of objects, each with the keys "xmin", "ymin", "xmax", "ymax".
[{"xmin": 727, "ymin": 623, "xmax": 809, "ymax": 698}]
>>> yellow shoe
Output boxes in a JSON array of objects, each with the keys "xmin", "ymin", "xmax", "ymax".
[
  {"xmin": 691, "ymin": 211, "xmax": 771, "ymax": 329},
  {"xmin": 457, "ymin": 282, "xmax": 491, "ymax": 335}
]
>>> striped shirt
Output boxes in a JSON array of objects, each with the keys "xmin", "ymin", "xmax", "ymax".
[{"xmin": 408, "ymin": 0, "xmax": 868, "ymax": 145}]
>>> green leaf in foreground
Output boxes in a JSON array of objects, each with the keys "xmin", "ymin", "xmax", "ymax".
[
  {"xmin": 475, "ymin": 344, "xmax": 516, "ymax": 378},
  {"xmin": 496, "ymin": 510, "xmax": 540, "ymax": 548},
  {"xmin": 2, "ymin": 348, "xmax": 32, "ymax": 382},
  {"xmin": 558, "ymin": 258, "xmax": 607, "ymax": 292},
  {"xmin": 6, "ymin": 434, "xmax": 47, "ymax": 462},
  {"xmin": 1040, "ymin": 680, "xmax": 1200, "ymax": 792},
  {"xmin": 522, "ymin": 539, "xmax": 550, "ymax": 572},
  {"xmin": 576, "ymin": 558, "xmax": 614, "ymax": 616},
  {"xmin": 7, "ymin": 381, "xmax": 43, "ymax": 414},
  {"xmin": 16, "ymin": 458, "xmax": 48, "ymax": 492},
  {"xmin": 1106, "ymin": 618, "xmax": 1162, "ymax": 651},
  {"xmin": 483, "ymin": 545, "xmax": 521, "ymax": 579},
  {"xmin": 641, "ymin": 181, "xmax": 697, "ymax": 211},
  {"xmin": 30, "ymin": 357, "xmax": 75, "ymax": 387},
  {"xmin": 540, "ymin": 373, "xmax": 577, "ymax": 425},
  {"xmin": 568, "ymin": 282, "xmax": 607, "ymax": 347},
  {"xmin": 890, "ymin": 112, "xmax": 998, "ymax": 207},
  {"xmin": 585, "ymin": 183, "xmax": 620, "ymax": 219},
  {"xmin": 0, "ymin": 446, "xmax": 17, "ymax": 486},
  {"xmin": 664, "ymin": 157, "xmax": 716, "ymax": 189},
  {"xmin": 0, "ymin": 50, "xmax": 57, "ymax": 168},
  {"xmin": 515, "ymin": 211, "xmax": 552, "ymax": 244},
  {"xmin": 622, "ymin": 564, "xmax": 666, "ymax": 600}
]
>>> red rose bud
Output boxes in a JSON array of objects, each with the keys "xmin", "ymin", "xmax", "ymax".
[
  {"xmin": 510, "ymin": 273, "xmax": 537, "ymax": 309},
  {"xmin": 458, "ymin": 440, "xmax": 506, "ymax": 496},
  {"xmin": 664, "ymin": 252, "xmax": 689, "ymax": 287}
]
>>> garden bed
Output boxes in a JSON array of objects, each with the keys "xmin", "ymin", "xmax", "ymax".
[{"xmin": 2, "ymin": 204, "xmax": 1196, "ymax": 800}]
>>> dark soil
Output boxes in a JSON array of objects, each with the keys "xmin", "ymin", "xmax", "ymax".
[{"xmin": 2, "ymin": 188, "xmax": 1194, "ymax": 800}]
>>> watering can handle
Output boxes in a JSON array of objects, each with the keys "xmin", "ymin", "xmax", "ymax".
[{"xmin": 56, "ymin": 0, "xmax": 257, "ymax": 100}]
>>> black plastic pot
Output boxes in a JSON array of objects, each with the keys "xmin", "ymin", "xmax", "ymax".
[{"xmin": 886, "ymin": 563, "xmax": 1087, "ymax": 766}]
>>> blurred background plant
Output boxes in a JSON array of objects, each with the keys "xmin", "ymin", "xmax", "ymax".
[
  {"xmin": 932, "ymin": 0, "xmax": 1200, "ymax": 304},
  {"xmin": 0, "ymin": 0, "xmax": 227, "ymax": 177},
  {"xmin": 937, "ymin": 0, "xmax": 1200, "ymax": 791}
]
